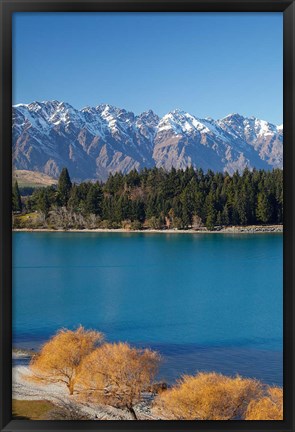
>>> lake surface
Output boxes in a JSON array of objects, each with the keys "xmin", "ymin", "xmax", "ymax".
[{"xmin": 12, "ymin": 232, "xmax": 283, "ymax": 386}]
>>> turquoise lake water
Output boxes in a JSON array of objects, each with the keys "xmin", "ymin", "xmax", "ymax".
[{"xmin": 12, "ymin": 232, "xmax": 283, "ymax": 385}]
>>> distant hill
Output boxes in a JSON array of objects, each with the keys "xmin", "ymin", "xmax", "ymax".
[
  {"xmin": 12, "ymin": 170, "xmax": 57, "ymax": 188},
  {"xmin": 12, "ymin": 101, "xmax": 283, "ymax": 182}
]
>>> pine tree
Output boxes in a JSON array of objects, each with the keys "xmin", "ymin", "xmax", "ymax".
[
  {"xmin": 256, "ymin": 192, "xmax": 272, "ymax": 223},
  {"xmin": 57, "ymin": 168, "xmax": 72, "ymax": 207},
  {"xmin": 37, "ymin": 189, "xmax": 51, "ymax": 218},
  {"xmin": 85, "ymin": 183, "xmax": 103, "ymax": 215},
  {"xmin": 206, "ymin": 213, "xmax": 215, "ymax": 231},
  {"xmin": 12, "ymin": 180, "xmax": 22, "ymax": 212},
  {"xmin": 132, "ymin": 200, "xmax": 145, "ymax": 222},
  {"xmin": 181, "ymin": 199, "xmax": 191, "ymax": 228},
  {"xmin": 68, "ymin": 185, "xmax": 81, "ymax": 213},
  {"xmin": 222, "ymin": 203, "xmax": 230, "ymax": 226},
  {"xmin": 216, "ymin": 211, "xmax": 222, "ymax": 227},
  {"xmin": 146, "ymin": 195, "xmax": 157, "ymax": 219},
  {"xmin": 102, "ymin": 196, "xmax": 115, "ymax": 221},
  {"xmin": 236, "ymin": 192, "xmax": 247, "ymax": 225},
  {"xmin": 205, "ymin": 191, "xmax": 216, "ymax": 230}
]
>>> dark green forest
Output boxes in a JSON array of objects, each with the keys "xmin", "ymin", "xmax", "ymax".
[{"xmin": 13, "ymin": 167, "xmax": 283, "ymax": 230}]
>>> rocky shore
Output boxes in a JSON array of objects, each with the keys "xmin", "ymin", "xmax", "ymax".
[
  {"xmin": 12, "ymin": 349, "xmax": 165, "ymax": 420},
  {"xmin": 216, "ymin": 225, "xmax": 283, "ymax": 233},
  {"xmin": 12, "ymin": 348, "xmax": 35, "ymax": 359},
  {"xmin": 12, "ymin": 365, "xmax": 160, "ymax": 420},
  {"xmin": 13, "ymin": 225, "xmax": 283, "ymax": 234}
]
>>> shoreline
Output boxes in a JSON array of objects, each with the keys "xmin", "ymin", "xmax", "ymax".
[
  {"xmin": 13, "ymin": 225, "xmax": 283, "ymax": 234},
  {"xmin": 12, "ymin": 364, "xmax": 159, "ymax": 420}
]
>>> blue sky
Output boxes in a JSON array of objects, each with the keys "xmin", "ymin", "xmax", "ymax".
[{"xmin": 13, "ymin": 12, "xmax": 283, "ymax": 124}]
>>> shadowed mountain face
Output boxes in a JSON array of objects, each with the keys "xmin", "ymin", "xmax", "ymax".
[{"xmin": 13, "ymin": 101, "xmax": 283, "ymax": 182}]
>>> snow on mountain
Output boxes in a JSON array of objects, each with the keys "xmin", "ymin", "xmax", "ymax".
[
  {"xmin": 12, "ymin": 101, "xmax": 283, "ymax": 182},
  {"xmin": 217, "ymin": 114, "xmax": 283, "ymax": 169}
]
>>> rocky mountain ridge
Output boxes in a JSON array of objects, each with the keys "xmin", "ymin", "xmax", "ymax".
[{"xmin": 13, "ymin": 101, "xmax": 283, "ymax": 181}]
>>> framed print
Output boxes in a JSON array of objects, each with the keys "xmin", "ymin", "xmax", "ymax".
[{"xmin": 1, "ymin": 0, "xmax": 295, "ymax": 431}]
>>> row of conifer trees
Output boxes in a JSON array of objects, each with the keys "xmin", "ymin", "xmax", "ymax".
[{"xmin": 13, "ymin": 166, "xmax": 283, "ymax": 229}]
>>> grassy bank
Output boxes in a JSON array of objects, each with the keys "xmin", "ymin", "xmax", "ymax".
[{"xmin": 12, "ymin": 399, "xmax": 55, "ymax": 420}]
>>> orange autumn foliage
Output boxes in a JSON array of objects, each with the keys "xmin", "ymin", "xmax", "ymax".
[
  {"xmin": 29, "ymin": 326, "xmax": 103, "ymax": 394},
  {"xmin": 153, "ymin": 372, "xmax": 264, "ymax": 420},
  {"xmin": 78, "ymin": 342, "xmax": 161, "ymax": 419},
  {"xmin": 245, "ymin": 386, "xmax": 283, "ymax": 420},
  {"xmin": 25, "ymin": 325, "xmax": 283, "ymax": 421}
]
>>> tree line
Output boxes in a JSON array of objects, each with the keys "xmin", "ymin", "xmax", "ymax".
[
  {"xmin": 27, "ymin": 326, "xmax": 283, "ymax": 420},
  {"xmin": 13, "ymin": 166, "xmax": 283, "ymax": 230}
]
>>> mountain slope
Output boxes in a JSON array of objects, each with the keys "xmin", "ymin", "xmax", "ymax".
[
  {"xmin": 13, "ymin": 170, "xmax": 57, "ymax": 188},
  {"xmin": 12, "ymin": 101, "xmax": 283, "ymax": 181}
]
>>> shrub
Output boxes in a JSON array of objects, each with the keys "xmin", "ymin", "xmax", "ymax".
[
  {"xmin": 153, "ymin": 372, "xmax": 264, "ymax": 420},
  {"xmin": 145, "ymin": 217, "xmax": 163, "ymax": 230},
  {"xmin": 28, "ymin": 326, "xmax": 103, "ymax": 395},
  {"xmin": 245, "ymin": 386, "xmax": 283, "ymax": 420},
  {"xmin": 130, "ymin": 221, "xmax": 142, "ymax": 230},
  {"xmin": 78, "ymin": 342, "xmax": 161, "ymax": 419}
]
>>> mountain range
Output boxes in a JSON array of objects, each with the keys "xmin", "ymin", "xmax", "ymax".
[{"xmin": 12, "ymin": 101, "xmax": 283, "ymax": 182}]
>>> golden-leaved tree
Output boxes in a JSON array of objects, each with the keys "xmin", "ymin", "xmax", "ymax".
[
  {"xmin": 245, "ymin": 386, "xmax": 283, "ymax": 420},
  {"xmin": 153, "ymin": 372, "xmax": 264, "ymax": 420},
  {"xmin": 29, "ymin": 326, "xmax": 103, "ymax": 395},
  {"xmin": 78, "ymin": 342, "xmax": 161, "ymax": 419}
]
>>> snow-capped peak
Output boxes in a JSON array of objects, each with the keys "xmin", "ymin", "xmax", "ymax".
[
  {"xmin": 12, "ymin": 100, "xmax": 283, "ymax": 181},
  {"xmin": 158, "ymin": 110, "xmax": 222, "ymax": 137}
]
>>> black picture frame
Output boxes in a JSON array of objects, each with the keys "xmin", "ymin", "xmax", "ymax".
[{"xmin": 1, "ymin": 1, "xmax": 294, "ymax": 431}]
